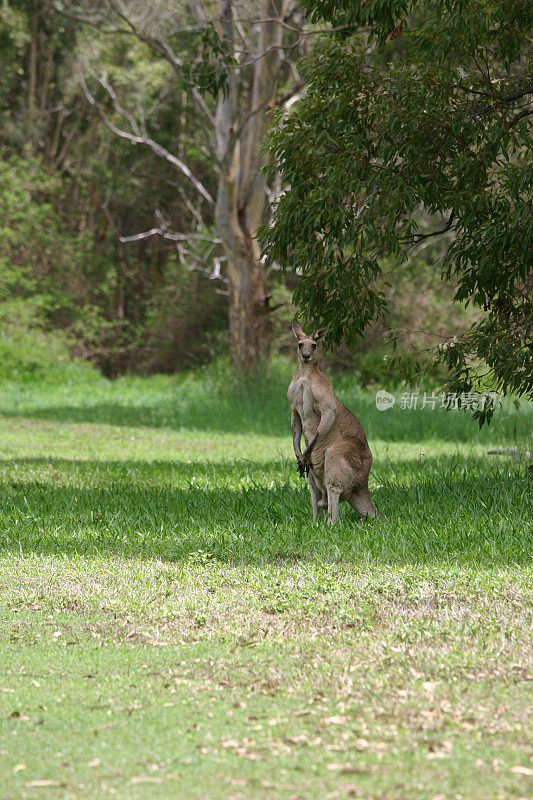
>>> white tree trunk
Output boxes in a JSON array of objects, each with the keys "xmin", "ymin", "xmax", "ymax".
[
  {"xmin": 72, "ymin": 0, "xmax": 295, "ymax": 375},
  {"xmin": 215, "ymin": 0, "xmax": 286, "ymax": 373}
]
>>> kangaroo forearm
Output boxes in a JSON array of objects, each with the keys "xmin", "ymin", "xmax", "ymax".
[
  {"xmin": 304, "ymin": 409, "xmax": 336, "ymax": 455},
  {"xmin": 305, "ymin": 432, "xmax": 319, "ymax": 456},
  {"xmin": 293, "ymin": 428, "xmax": 303, "ymax": 458},
  {"xmin": 291, "ymin": 412, "xmax": 303, "ymax": 459}
]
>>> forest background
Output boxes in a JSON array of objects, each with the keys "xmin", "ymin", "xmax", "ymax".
[{"xmin": 0, "ymin": 0, "xmax": 482, "ymax": 386}]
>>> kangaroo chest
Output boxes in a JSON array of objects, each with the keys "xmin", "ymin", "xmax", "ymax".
[{"xmin": 288, "ymin": 375, "xmax": 320, "ymax": 438}]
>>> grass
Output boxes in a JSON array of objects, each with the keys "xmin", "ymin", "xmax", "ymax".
[{"xmin": 0, "ymin": 360, "xmax": 531, "ymax": 799}]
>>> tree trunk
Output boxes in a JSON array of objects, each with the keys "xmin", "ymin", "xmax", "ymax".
[
  {"xmin": 225, "ymin": 231, "xmax": 269, "ymax": 375},
  {"xmin": 28, "ymin": 1, "xmax": 39, "ymax": 128},
  {"xmin": 215, "ymin": 0, "xmax": 285, "ymax": 375},
  {"xmin": 216, "ymin": 146, "xmax": 270, "ymax": 373}
]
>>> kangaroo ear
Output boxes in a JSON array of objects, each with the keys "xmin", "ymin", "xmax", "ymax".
[
  {"xmin": 292, "ymin": 322, "xmax": 306, "ymax": 340},
  {"xmin": 312, "ymin": 325, "xmax": 329, "ymax": 343}
]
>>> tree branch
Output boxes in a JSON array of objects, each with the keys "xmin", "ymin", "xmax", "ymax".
[
  {"xmin": 508, "ymin": 107, "xmax": 533, "ymax": 127},
  {"xmin": 119, "ymin": 228, "xmax": 220, "ymax": 244},
  {"xmin": 78, "ymin": 66, "xmax": 215, "ymax": 206},
  {"xmin": 453, "ymin": 83, "xmax": 533, "ymax": 102},
  {"xmin": 406, "ymin": 211, "xmax": 455, "ymax": 245}
]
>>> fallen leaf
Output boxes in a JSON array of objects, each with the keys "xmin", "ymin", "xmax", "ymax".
[
  {"xmin": 10, "ymin": 711, "xmax": 30, "ymax": 721},
  {"xmin": 354, "ymin": 738, "xmax": 369, "ymax": 751},
  {"xmin": 322, "ymin": 715, "xmax": 348, "ymax": 726},
  {"xmin": 130, "ymin": 776, "xmax": 163, "ymax": 784},
  {"xmin": 93, "ymin": 723, "xmax": 117, "ymax": 733},
  {"xmin": 327, "ymin": 763, "xmax": 371, "ymax": 774},
  {"xmin": 26, "ymin": 781, "xmax": 62, "ymax": 787},
  {"xmin": 294, "ymin": 708, "xmax": 316, "ymax": 717},
  {"xmin": 240, "ymin": 750, "xmax": 262, "ymax": 760},
  {"xmin": 13, "ymin": 764, "xmax": 26, "ymax": 773},
  {"xmin": 510, "ymin": 766, "xmax": 533, "ymax": 776}
]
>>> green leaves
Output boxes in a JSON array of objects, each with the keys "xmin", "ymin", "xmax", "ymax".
[
  {"xmin": 265, "ymin": 1, "xmax": 533, "ymax": 421},
  {"xmin": 301, "ymin": 0, "xmax": 416, "ymax": 42},
  {"xmin": 188, "ymin": 22, "xmax": 237, "ymax": 98}
]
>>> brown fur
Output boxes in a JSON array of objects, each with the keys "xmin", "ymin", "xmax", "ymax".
[{"xmin": 288, "ymin": 323, "xmax": 378, "ymax": 523}]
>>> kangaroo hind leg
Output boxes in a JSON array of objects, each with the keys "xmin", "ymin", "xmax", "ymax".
[
  {"xmin": 327, "ymin": 486, "xmax": 342, "ymax": 524},
  {"xmin": 307, "ymin": 472, "xmax": 324, "ymax": 522}
]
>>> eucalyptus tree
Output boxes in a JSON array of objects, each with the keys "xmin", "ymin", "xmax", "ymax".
[
  {"xmin": 266, "ymin": 0, "xmax": 532, "ymax": 422},
  {"xmin": 52, "ymin": 0, "xmax": 308, "ymax": 374}
]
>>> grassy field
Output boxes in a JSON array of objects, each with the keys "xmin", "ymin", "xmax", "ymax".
[{"xmin": 0, "ymin": 361, "xmax": 531, "ymax": 800}]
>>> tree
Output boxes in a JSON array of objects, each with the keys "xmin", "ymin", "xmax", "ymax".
[
  {"xmin": 0, "ymin": 2, "xmax": 230, "ymax": 375},
  {"xmin": 51, "ymin": 0, "xmax": 308, "ymax": 375},
  {"xmin": 265, "ymin": 0, "xmax": 532, "ymax": 422}
]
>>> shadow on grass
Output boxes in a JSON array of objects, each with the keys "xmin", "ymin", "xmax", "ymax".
[
  {"xmin": 0, "ymin": 397, "xmax": 526, "ymax": 443},
  {"xmin": 0, "ymin": 458, "xmax": 530, "ymax": 565},
  {"xmin": 0, "ymin": 402, "xmax": 288, "ymax": 437}
]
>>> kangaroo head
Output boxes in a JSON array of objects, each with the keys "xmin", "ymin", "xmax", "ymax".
[{"xmin": 292, "ymin": 322, "xmax": 329, "ymax": 366}]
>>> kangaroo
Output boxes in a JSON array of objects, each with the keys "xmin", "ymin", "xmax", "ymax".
[{"xmin": 287, "ymin": 322, "xmax": 378, "ymax": 523}]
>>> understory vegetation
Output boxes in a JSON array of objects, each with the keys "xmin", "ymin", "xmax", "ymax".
[{"xmin": 0, "ymin": 360, "xmax": 531, "ymax": 799}]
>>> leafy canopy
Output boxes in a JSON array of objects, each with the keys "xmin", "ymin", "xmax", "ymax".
[{"xmin": 265, "ymin": 0, "xmax": 533, "ymax": 423}]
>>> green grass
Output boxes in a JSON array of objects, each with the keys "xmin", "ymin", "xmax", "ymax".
[{"xmin": 0, "ymin": 361, "xmax": 531, "ymax": 799}]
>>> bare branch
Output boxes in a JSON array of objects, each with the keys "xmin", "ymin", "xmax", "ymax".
[
  {"xmin": 508, "ymin": 107, "xmax": 533, "ymax": 127},
  {"xmin": 276, "ymin": 82, "xmax": 304, "ymax": 108},
  {"xmin": 51, "ymin": 1, "xmax": 218, "ymax": 131},
  {"xmin": 177, "ymin": 187, "xmax": 205, "ymax": 229},
  {"xmin": 453, "ymin": 83, "xmax": 533, "ymax": 101},
  {"xmin": 187, "ymin": 0, "xmax": 206, "ymax": 25},
  {"xmin": 119, "ymin": 228, "xmax": 220, "ymax": 244},
  {"xmin": 78, "ymin": 66, "xmax": 215, "ymax": 206},
  {"xmin": 100, "ymin": 187, "xmax": 119, "ymax": 234},
  {"xmin": 46, "ymin": 0, "xmax": 132, "ymax": 35},
  {"xmin": 236, "ymin": 16, "xmax": 369, "ymax": 36},
  {"xmin": 104, "ymin": 1, "xmax": 217, "ymax": 131},
  {"xmin": 175, "ymin": 242, "xmax": 229, "ymax": 286},
  {"xmin": 407, "ymin": 211, "xmax": 455, "ymax": 245},
  {"xmin": 121, "ymin": 218, "xmax": 229, "ymax": 291}
]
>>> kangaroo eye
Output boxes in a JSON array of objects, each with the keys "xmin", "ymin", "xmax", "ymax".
[
  {"xmin": 312, "ymin": 343, "xmax": 317, "ymax": 349},
  {"xmin": 298, "ymin": 342, "xmax": 303, "ymax": 348}
]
